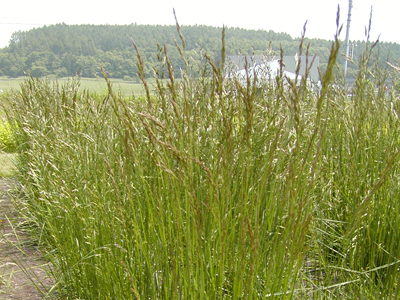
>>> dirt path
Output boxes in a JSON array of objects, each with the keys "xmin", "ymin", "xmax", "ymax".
[{"xmin": 0, "ymin": 179, "xmax": 53, "ymax": 299}]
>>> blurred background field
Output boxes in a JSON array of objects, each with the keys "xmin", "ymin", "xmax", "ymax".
[{"xmin": 0, "ymin": 76, "xmax": 146, "ymax": 95}]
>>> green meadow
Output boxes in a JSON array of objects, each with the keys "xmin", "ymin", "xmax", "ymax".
[
  {"xmin": 1, "ymin": 23, "xmax": 400, "ymax": 299},
  {"xmin": 0, "ymin": 76, "xmax": 146, "ymax": 95}
]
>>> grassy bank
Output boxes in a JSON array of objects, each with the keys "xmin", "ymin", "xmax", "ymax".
[{"xmin": 3, "ymin": 23, "xmax": 400, "ymax": 299}]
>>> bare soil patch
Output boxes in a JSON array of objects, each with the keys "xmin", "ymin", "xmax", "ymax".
[{"xmin": 0, "ymin": 179, "xmax": 53, "ymax": 299}]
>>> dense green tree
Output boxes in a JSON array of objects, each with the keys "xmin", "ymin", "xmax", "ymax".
[{"xmin": 0, "ymin": 24, "xmax": 399, "ymax": 79}]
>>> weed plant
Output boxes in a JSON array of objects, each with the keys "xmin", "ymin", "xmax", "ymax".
[{"xmin": 3, "ymin": 14, "xmax": 400, "ymax": 299}]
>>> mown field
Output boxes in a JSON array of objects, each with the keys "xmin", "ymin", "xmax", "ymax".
[
  {"xmin": 0, "ymin": 76, "xmax": 146, "ymax": 95},
  {"xmin": 1, "ymin": 25, "xmax": 400, "ymax": 299}
]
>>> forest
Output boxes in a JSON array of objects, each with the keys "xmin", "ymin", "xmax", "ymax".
[{"xmin": 0, "ymin": 23, "xmax": 399, "ymax": 80}]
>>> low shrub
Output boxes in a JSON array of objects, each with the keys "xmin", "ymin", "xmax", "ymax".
[{"xmin": 0, "ymin": 121, "xmax": 16, "ymax": 153}]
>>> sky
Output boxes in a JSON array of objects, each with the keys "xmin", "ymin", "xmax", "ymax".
[{"xmin": 0, "ymin": 0, "xmax": 398, "ymax": 49}]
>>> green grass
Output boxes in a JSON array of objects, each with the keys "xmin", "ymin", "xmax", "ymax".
[
  {"xmin": 0, "ymin": 76, "xmax": 146, "ymax": 95},
  {"xmin": 0, "ymin": 77, "xmax": 25, "ymax": 91},
  {"xmin": 2, "ymin": 18, "xmax": 400, "ymax": 299}
]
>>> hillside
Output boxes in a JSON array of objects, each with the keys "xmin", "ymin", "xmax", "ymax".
[{"xmin": 0, "ymin": 23, "xmax": 399, "ymax": 79}]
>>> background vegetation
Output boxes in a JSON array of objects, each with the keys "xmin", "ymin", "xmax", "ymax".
[
  {"xmin": 0, "ymin": 76, "xmax": 147, "ymax": 95},
  {"xmin": 0, "ymin": 23, "xmax": 399, "ymax": 79}
]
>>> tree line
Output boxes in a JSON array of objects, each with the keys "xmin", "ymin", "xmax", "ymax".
[{"xmin": 0, "ymin": 23, "xmax": 399, "ymax": 80}]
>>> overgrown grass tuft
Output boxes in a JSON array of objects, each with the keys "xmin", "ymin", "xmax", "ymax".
[{"xmin": 3, "ymin": 15, "xmax": 400, "ymax": 299}]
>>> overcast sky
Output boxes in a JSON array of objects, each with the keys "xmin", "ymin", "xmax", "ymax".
[{"xmin": 0, "ymin": 0, "xmax": 398, "ymax": 48}]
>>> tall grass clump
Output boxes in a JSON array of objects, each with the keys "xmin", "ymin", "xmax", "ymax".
[
  {"xmin": 312, "ymin": 39, "xmax": 400, "ymax": 298},
  {"xmin": 4, "ymin": 12, "xmax": 400, "ymax": 299}
]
